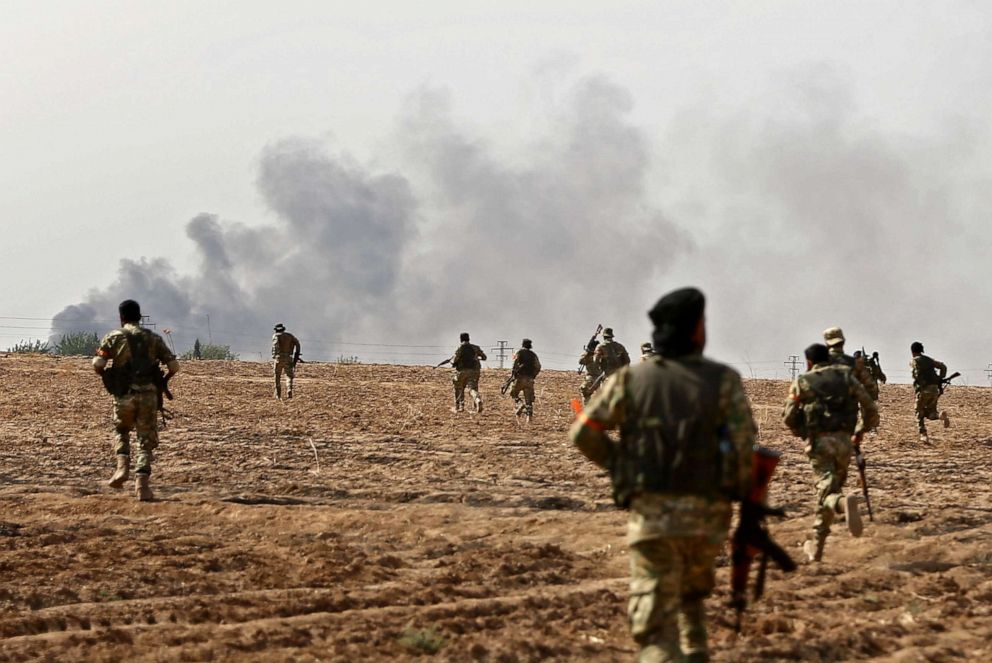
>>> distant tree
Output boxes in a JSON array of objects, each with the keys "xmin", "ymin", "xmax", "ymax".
[
  {"xmin": 180, "ymin": 342, "xmax": 237, "ymax": 360},
  {"xmin": 193, "ymin": 338, "xmax": 202, "ymax": 360},
  {"xmin": 7, "ymin": 339, "xmax": 50, "ymax": 354},
  {"xmin": 55, "ymin": 331, "xmax": 100, "ymax": 356},
  {"xmin": 336, "ymin": 354, "xmax": 361, "ymax": 364}
]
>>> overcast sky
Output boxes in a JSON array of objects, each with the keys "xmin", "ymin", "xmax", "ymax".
[{"xmin": 3, "ymin": 1, "xmax": 991, "ymax": 381}]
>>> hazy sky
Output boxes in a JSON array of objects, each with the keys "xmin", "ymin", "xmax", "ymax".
[{"xmin": 3, "ymin": 1, "xmax": 991, "ymax": 381}]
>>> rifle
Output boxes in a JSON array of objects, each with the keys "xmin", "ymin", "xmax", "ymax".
[
  {"xmin": 939, "ymin": 371, "xmax": 960, "ymax": 394},
  {"xmin": 153, "ymin": 370, "xmax": 174, "ymax": 428},
  {"xmin": 500, "ymin": 367, "xmax": 519, "ymax": 395},
  {"xmin": 433, "ymin": 358, "xmax": 452, "ymax": 369},
  {"xmin": 854, "ymin": 443, "xmax": 873, "ymax": 522},
  {"xmin": 730, "ymin": 446, "xmax": 797, "ymax": 633},
  {"xmin": 293, "ymin": 355, "xmax": 306, "ymax": 365},
  {"xmin": 587, "ymin": 370, "xmax": 607, "ymax": 394},
  {"xmin": 577, "ymin": 324, "xmax": 603, "ymax": 374}
]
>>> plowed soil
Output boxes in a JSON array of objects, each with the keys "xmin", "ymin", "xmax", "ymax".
[{"xmin": 2, "ymin": 354, "xmax": 991, "ymax": 662}]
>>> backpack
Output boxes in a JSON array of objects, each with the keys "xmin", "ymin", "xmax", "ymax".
[{"xmin": 801, "ymin": 368, "xmax": 857, "ymax": 434}]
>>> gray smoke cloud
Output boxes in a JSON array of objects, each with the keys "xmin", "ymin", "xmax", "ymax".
[{"xmin": 51, "ymin": 67, "xmax": 990, "ymax": 379}]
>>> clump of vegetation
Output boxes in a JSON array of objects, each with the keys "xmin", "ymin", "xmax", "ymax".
[
  {"xmin": 55, "ymin": 331, "xmax": 100, "ymax": 356},
  {"xmin": 7, "ymin": 339, "xmax": 50, "ymax": 354},
  {"xmin": 398, "ymin": 625, "xmax": 445, "ymax": 654},
  {"xmin": 180, "ymin": 339, "xmax": 238, "ymax": 360},
  {"xmin": 336, "ymin": 354, "xmax": 361, "ymax": 364}
]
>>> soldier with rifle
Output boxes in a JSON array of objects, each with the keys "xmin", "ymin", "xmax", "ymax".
[
  {"xmin": 577, "ymin": 324, "xmax": 603, "ymax": 403},
  {"xmin": 823, "ymin": 327, "xmax": 878, "ymax": 400},
  {"xmin": 501, "ymin": 338, "xmax": 541, "ymax": 421},
  {"xmin": 92, "ymin": 299, "xmax": 180, "ymax": 501},
  {"xmin": 783, "ymin": 343, "xmax": 879, "ymax": 563},
  {"xmin": 570, "ymin": 288, "xmax": 781, "ymax": 661},
  {"xmin": 447, "ymin": 332, "xmax": 487, "ymax": 413},
  {"xmin": 911, "ymin": 341, "xmax": 957, "ymax": 443},
  {"xmin": 594, "ymin": 326, "xmax": 630, "ymax": 378},
  {"xmin": 272, "ymin": 323, "xmax": 301, "ymax": 399}
]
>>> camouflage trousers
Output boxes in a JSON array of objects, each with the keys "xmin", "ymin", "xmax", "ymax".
[
  {"xmin": 274, "ymin": 357, "xmax": 295, "ymax": 397},
  {"xmin": 453, "ymin": 369, "xmax": 481, "ymax": 409},
  {"xmin": 807, "ymin": 432, "xmax": 852, "ymax": 545},
  {"xmin": 113, "ymin": 390, "xmax": 159, "ymax": 475},
  {"xmin": 510, "ymin": 376, "xmax": 535, "ymax": 415},
  {"xmin": 628, "ymin": 536, "xmax": 721, "ymax": 663},
  {"xmin": 915, "ymin": 385, "xmax": 940, "ymax": 431}
]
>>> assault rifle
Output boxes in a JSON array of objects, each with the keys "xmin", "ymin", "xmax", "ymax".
[
  {"xmin": 154, "ymin": 370, "xmax": 174, "ymax": 428},
  {"xmin": 854, "ymin": 440, "xmax": 873, "ymax": 522},
  {"xmin": 293, "ymin": 355, "xmax": 306, "ymax": 365},
  {"xmin": 577, "ymin": 324, "xmax": 603, "ymax": 374},
  {"xmin": 730, "ymin": 446, "xmax": 797, "ymax": 633},
  {"xmin": 433, "ymin": 358, "xmax": 452, "ymax": 369},
  {"xmin": 939, "ymin": 371, "xmax": 961, "ymax": 394},
  {"xmin": 500, "ymin": 367, "xmax": 519, "ymax": 395}
]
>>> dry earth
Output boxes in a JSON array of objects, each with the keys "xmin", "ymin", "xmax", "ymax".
[{"xmin": 1, "ymin": 354, "xmax": 992, "ymax": 662}]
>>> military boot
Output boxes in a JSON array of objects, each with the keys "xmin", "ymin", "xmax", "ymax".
[
  {"xmin": 940, "ymin": 411, "xmax": 950, "ymax": 428},
  {"xmin": 802, "ymin": 539, "xmax": 824, "ymax": 563},
  {"xmin": 474, "ymin": 396, "xmax": 483, "ymax": 413},
  {"xmin": 919, "ymin": 430, "xmax": 930, "ymax": 444},
  {"xmin": 514, "ymin": 399, "xmax": 525, "ymax": 417},
  {"xmin": 841, "ymin": 494, "xmax": 863, "ymax": 537},
  {"xmin": 135, "ymin": 474, "xmax": 153, "ymax": 502},
  {"xmin": 107, "ymin": 455, "xmax": 130, "ymax": 489}
]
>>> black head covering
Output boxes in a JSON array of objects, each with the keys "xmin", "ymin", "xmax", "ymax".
[
  {"xmin": 805, "ymin": 343, "xmax": 830, "ymax": 365},
  {"xmin": 460, "ymin": 332, "xmax": 470, "ymax": 342},
  {"xmin": 911, "ymin": 341, "xmax": 924, "ymax": 354},
  {"xmin": 648, "ymin": 287, "xmax": 705, "ymax": 358},
  {"xmin": 118, "ymin": 299, "xmax": 141, "ymax": 323},
  {"xmin": 521, "ymin": 338, "xmax": 532, "ymax": 349}
]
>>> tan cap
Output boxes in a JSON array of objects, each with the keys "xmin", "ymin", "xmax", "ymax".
[{"xmin": 823, "ymin": 326, "xmax": 845, "ymax": 347}]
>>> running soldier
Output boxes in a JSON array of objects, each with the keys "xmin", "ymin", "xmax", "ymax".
[
  {"xmin": 783, "ymin": 343, "xmax": 879, "ymax": 563},
  {"xmin": 92, "ymin": 299, "xmax": 180, "ymax": 501},
  {"xmin": 450, "ymin": 332, "xmax": 487, "ymax": 412},
  {"xmin": 509, "ymin": 338, "xmax": 541, "ymax": 420},
  {"xmin": 594, "ymin": 327, "xmax": 630, "ymax": 377},
  {"xmin": 272, "ymin": 323, "xmax": 301, "ymax": 399},
  {"xmin": 640, "ymin": 342, "xmax": 656, "ymax": 362},
  {"xmin": 823, "ymin": 327, "xmax": 879, "ymax": 400},
  {"xmin": 570, "ymin": 288, "xmax": 755, "ymax": 662},
  {"xmin": 911, "ymin": 341, "xmax": 950, "ymax": 443},
  {"xmin": 578, "ymin": 340, "xmax": 604, "ymax": 404}
]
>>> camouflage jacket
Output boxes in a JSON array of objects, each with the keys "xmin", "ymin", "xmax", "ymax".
[
  {"xmin": 451, "ymin": 342, "xmax": 487, "ymax": 371},
  {"xmin": 594, "ymin": 340, "xmax": 630, "ymax": 376},
  {"xmin": 911, "ymin": 354, "xmax": 946, "ymax": 390},
  {"xmin": 272, "ymin": 332, "xmax": 301, "ymax": 360},
  {"xmin": 829, "ymin": 348, "xmax": 879, "ymax": 400},
  {"xmin": 94, "ymin": 324, "xmax": 177, "ymax": 392},
  {"xmin": 511, "ymin": 348, "xmax": 541, "ymax": 378}
]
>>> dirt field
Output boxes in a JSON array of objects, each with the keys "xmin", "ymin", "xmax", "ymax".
[{"xmin": 2, "ymin": 354, "xmax": 992, "ymax": 662}]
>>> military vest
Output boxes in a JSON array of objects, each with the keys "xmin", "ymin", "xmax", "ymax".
[
  {"xmin": 914, "ymin": 355, "xmax": 940, "ymax": 386},
  {"xmin": 453, "ymin": 343, "xmax": 482, "ymax": 371},
  {"xmin": 609, "ymin": 357, "xmax": 734, "ymax": 507},
  {"xmin": 799, "ymin": 366, "xmax": 859, "ymax": 435},
  {"xmin": 514, "ymin": 348, "xmax": 539, "ymax": 378},
  {"xmin": 273, "ymin": 332, "xmax": 297, "ymax": 355},
  {"xmin": 830, "ymin": 351, "xmax": 856, "ymax": 369},
  {"xmin": 599, "ymin": 341, "xmax": 626, "ymax": 375},
  {"xmin": 102, "ymin": 328, "xmax": 159, "ymax": 396}
]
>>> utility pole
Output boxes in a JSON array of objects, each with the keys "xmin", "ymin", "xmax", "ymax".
[
  {"xmin": 785, "ymin": 354, "xmax": 801, "ymax": 380},
  {"xmin": 492, "ymin": 340, "xmax": 511, "ymax": 369},
  {"xmin": 986, "ymin": 362, "xmax": 992, "ymax": 387}
]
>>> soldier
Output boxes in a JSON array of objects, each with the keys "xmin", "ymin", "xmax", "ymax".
[
  {"xmin": 640, "ymin": 341, "xmax": 656, "ymax": 362},
  {"xmin": 570, "ymin": 288, "xmax": 755, "ymax": 663},
  {"xmin": 594, "ymin": 327, "xmax": 630, "ymax": 377},
  {"xmin": 578, "ymin": 339, "xmax": 604, "ymax": 404},
  {"xmin": 911, "ymin": 341, "xmax": 950, "ymax": 443},
  {"xmin": 272, "ymin": 323, "xmax": 301, "ymax": 399},
  {"xmin": 508, "ymin": 339, "xmax": 542, "ymax": 420},
  {"xmin": 92, "ymin": 299, "xmax": 179, "ymax": 501},
  {"xmin": 783, "ymin": 343, "xmax": 879, "ymax": 563},
  {"xmin": 449, "ymin": 332, "xmax": 487, "ymax": 412},
  {"xmin": 823, "ymin": 327, "xmax": 879, "ymax": 400},
  {"xmin": 868, "ymin": 351, "xmax": 887, "ymax": 385}
]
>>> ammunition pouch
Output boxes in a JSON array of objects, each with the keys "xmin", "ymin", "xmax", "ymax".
[{"xmin": 101, "ymin": 366, "xmax": 131, "ymax": 398}]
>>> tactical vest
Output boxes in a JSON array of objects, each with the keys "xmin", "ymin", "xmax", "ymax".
[
  {"xmin": 800, "ymin": 367, "xmax": 858, "ymax": 435},
  {"xmin": 514, "ymin": 349, "xmax": 539, "ymax": 378},
  {"xmin": 914, "ymin": 355, "xmax": 940, "ymax": 386},
  {"xmin": 830, "ymin": 351, "xmax": 856, "ymax": 369},
  {"xmin": 102, "ymin": 328, "xmax": 158, "ymax": 397},
  {"xmin": 609, "ymin": 357, "xmax": 733, "ymax": 507},
  {"xmin": 453, "ymin": 343, "xmax": 481, "ymax": 371},
  {"xmin": 599, "ymin": 342, "xmax": 625, "ymax": 375},
  {"xmin": 273, "ymin": 332, "xmax": 297, "ymax": 356}
]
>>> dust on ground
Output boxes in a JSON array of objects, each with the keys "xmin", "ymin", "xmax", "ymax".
[{"xmin": 1, "ymin": 355, "xmax": 991, "ymax": 661}]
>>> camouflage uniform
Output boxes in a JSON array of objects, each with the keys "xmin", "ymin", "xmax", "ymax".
[
  {"xmin": 640, "ymin": 342, "xmax": 657, "ymax": 362},
  {"xmin": 570, "ymin": 355, "xmax": 755, "ymax": 663},
  {"xmin": 783, "ymin": 363, "xmax": 878, "ymax": 561},
  {"xmin": 578, "ymin": 349, "xmax": 604, "ymax": 403},
  {"xmin": 450, "ymin": 342, "xmax": 487, "ymax": 412},
  {"xmin": 272, "ymin": 327, "xmax": 301, "ymax": 399},
  {"xmin": 509, "ymin": 346, "xmax": 541, "ymax": 418},
  {"xmin": 594, "ymin": 332, "xmax": 631, "ymax": 378},
  {"xmin": 94, "ymin": 323, "xmax": 178, "ymax": 477},
  {"xmin": 866, "ymin": 353, "xmax": 886, "ymax": 385},
  {"xmin": 823, "ymin": 327, "xmax": 878, "ymax": 400},
  {"xmin": 911, "ymin": 353, "xmax": 948, "ymax": 438}
]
